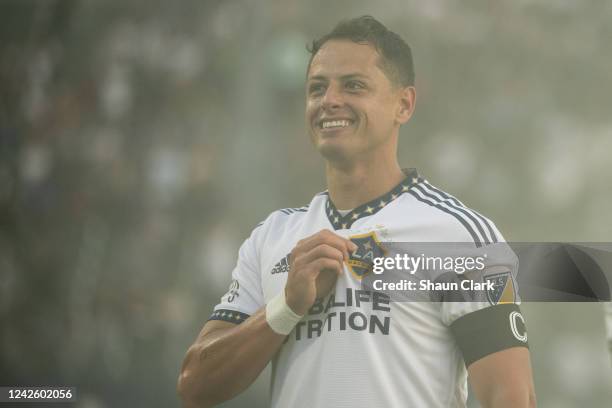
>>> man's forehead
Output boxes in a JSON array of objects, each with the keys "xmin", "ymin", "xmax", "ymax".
[{"xmin": 307, "ymin": 40, "xmax": 383, "ymax": 79}]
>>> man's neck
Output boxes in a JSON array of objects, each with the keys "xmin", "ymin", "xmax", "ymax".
[{"xmin": 325, "ymin": 160, "xmax": 405, "ymax": 210}]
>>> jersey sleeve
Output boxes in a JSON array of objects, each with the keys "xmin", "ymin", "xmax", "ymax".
[
  {"xmin": 440, "ymin": 241, "xmax": 529, "ymax": 366},
  {"xmin": 208, "ymin": 224, "xmax": 265, "ymax": 325},
  {"xmin": 605, "ymin": 302, "xmax": 612, "ymax": 365}
]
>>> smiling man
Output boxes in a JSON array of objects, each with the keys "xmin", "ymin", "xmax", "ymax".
[{"xmin": 178, "ymin": 16, "xmax": 536, "ymax": 408}]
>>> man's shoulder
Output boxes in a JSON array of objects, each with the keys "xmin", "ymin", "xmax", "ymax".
[
  {"xmin": 404, "ymin": 179, "xmax": 504, "ymax": 246},
  {"xmin": 251, "ymin": 192, "xmax": 327, "ymax": 234}
]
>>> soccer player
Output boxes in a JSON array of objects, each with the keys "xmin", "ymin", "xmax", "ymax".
[{"xmin": 178, "ymin": 16, "xmax": 536, "ymax": 408}]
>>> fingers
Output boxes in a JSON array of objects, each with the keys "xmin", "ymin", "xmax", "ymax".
[
  {"xmin": 297, "ymin": 244, "xmax": 343, "ymax": 266},
  {"xmin": 310, "ymin": 257, "xmax": 344, "ymax": 277},
  {"xmin": 285, "ymin": 230, "xmax": 355, "ymax": 314},
  {"xmin": 292, "ymin": 247, "xmax": 344, "ymax": 277},
  {"xmin": 293, "ymin": 229, "xmax": 357, "ymax": 263}
]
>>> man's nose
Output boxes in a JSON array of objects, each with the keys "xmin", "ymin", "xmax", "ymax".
[{"xmin": 321, "ymin": 85, "xmax": 343, "ymax": 110}]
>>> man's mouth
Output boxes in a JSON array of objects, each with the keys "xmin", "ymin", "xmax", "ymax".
[{"xmin": 318, "ymin": 119, "xmax": 354, "ymax": 130}]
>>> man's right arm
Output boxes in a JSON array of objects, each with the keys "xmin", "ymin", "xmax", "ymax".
[
  {"xmin": 177, "ymin": 229, "xmax": 356, "ymax": 407},
  {"xmin": 177, "ymin": 308, "xmax": 286, "ymax": 408}
]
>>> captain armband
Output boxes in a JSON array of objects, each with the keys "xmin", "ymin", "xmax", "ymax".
[{"xmin": 450, "ymin": 304, "xmax": 529, "ymax": 367}]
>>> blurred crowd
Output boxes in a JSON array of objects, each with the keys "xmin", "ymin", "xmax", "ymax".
[{"xmin": 1, "ymin": 1, "xmax": 611, "ymax": 407}]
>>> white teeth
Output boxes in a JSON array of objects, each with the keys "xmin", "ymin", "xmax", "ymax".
[{"xmin": 321, "ymin": 120, "xmax": 351, "ymax": 129}]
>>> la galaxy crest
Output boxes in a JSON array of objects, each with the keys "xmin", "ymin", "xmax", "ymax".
[
  {"xmin": 484, "ymin": 272, "xmax": 516, "ymax": 305},
  {"xmin": 347, "ymin": 232, "xmax": 386, "ymax": 280}
]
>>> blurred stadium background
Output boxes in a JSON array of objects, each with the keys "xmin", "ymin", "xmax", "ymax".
[{"xmin": 1, "ymin": 1, "xmax": 611, "ymax": 407}]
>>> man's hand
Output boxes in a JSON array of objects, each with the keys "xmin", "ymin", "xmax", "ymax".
[{"xmin": 285, "ymin": 229, "xmax": 357, "ymax": 316}]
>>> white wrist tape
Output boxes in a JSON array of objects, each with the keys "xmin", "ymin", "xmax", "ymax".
[{"xmin": 266, "ymin": 290, "xmax": 303, "ymax": 335}]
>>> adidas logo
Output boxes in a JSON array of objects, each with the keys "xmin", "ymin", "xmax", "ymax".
[{"xmin": 271, "ymin": 254, "xmax": 291, "ymax": 274}]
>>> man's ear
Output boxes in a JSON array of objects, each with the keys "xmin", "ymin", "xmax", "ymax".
[{"xmin": 396, "ymin": 86, "xmax": 416, "ymax": 125}]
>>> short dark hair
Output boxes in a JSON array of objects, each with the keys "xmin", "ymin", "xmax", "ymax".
[{"xmin": 307, "ymin": 15, "xmax": 415, "ymax": 87}]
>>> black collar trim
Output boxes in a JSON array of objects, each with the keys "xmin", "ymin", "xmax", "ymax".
[{"xmin": 325, "ymin": 168, "xmax": 421, "ymax": 230}]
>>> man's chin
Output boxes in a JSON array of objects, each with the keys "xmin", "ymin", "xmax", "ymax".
[{"xmin": 316, "ymin": 142, "xmax": 352, "ymax": 163}]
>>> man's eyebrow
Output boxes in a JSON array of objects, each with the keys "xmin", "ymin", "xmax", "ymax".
[
  {"xmin": 307, "ymin": 73, "xmax": 370, "ymax": 82},
  {"xmin": 307, "ymin": 75, "xmax": 327, "ymax": 82},
  {"xmin": 340, "ymin": 73, "xmax": 370, "ymax": 80}
]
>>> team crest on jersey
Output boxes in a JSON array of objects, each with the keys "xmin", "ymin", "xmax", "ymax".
[
  {"xmin": 485, "ymin": 272, "xmax": 515, "ymax": 305},
  {"xmin": 347, "ymin": 232, "xmax": 386, "ymax": 280}
]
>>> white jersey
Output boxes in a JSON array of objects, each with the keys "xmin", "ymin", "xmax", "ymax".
[
  {"xmin": 606, "ymin": 302, "xmax": 612, "ymax": 365},
  {"xmin": 210, "ymin": 169, "xmax": 528, "ymax": 408}
]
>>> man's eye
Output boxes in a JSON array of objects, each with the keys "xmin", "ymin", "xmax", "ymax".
[
  {"xmin": 309, "ymin": 84, "xmax": 325, "ymax": 94},
  {"xmin": 346, "ymin": 81, "xmax": 365, "ymax": 90}
]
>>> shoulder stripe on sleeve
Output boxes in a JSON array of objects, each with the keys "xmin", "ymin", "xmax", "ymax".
[
  {"xmin": 414, "ymin": 184, "xmax": 492, "ymax": 245},
  {"xmin": 422, "ymin": 181, "xmax": 499, "ymax": 243},
  {"xmin": 279, "ymin": 206, "xmax": 309, "ymax": 215},
  {"xmin": 408, "ymin": 188, "xmax": 483, "ymax": 247}
]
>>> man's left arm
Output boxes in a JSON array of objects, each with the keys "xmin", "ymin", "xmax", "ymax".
[
  {"xmin": 442, "ymin": 242, "xmax": 535, "ymax": 407},
  {"xmin": 468, "ymin": 347, "xmax": 536, "ymax": 408},
  {"xmin": 448, "ymin": 301, "xmax": 536, "ymax": 408}
]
